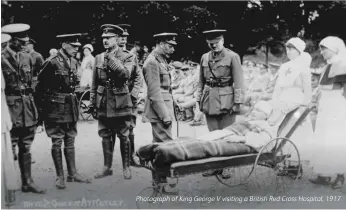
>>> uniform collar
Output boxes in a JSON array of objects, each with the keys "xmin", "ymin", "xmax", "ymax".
[
  {"xmin": 28, "ymin": 49, "xmax": 36, "ymax": 55},
  {"xmin": 209, "ymin": 47, "xmax": 226, "ymax": 62},
  {"xmin": 152, "ymin": 48, "xmax": 167, "ymax": 61},
  {"xmin": 107, "ymin": 46, "xmax": 120, "ymax": 55},
  {"xmin": 59, "ymin": 49, "xmax": 70, "ymax": 60}
]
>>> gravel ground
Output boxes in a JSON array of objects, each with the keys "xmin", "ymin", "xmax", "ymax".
[{"xmin": 8, "ymin": 116, "xmax": 346, "ymax": 209}]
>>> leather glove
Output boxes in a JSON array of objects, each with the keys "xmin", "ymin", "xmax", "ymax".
[{"xmin": 162, "ymin": 119, "xmax": 172, "ymax": 128}]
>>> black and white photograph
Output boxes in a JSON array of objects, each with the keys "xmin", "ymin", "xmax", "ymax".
[{"xmin": 1, "ymin": 0, "xmax": 346, "ymax": 209}]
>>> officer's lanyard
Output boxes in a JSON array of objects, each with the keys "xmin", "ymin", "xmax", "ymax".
[
  {"xmin": 59, "ymin": 54, "xmax": 76, "ymax": 87},
  {"xmin": 2, "ymin": 53, "xmax": 27, "ymax": 89},
  {"xmin": 152, "ymin": 52, "xmax": 172, "ymax": 83},
  {"xmin": 207, "ymin": 52, "xmax": 220, "ymax": 81},
  {"xmin": 152, "ymin": 52, "xmax": 170, "ymax": 72}
]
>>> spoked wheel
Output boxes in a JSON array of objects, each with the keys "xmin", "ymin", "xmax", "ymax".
[
  {"xmin": 215, "ymin": 164, "xmax": 255, "ymax": 187},
  {"xmin": 78, "ymin": 89, "xmax": 92, "ymax": 121},
  {"xmin": 254, "ymin": 137, "xmax": 301, "ymax": 195},
  {"xmin": 136, "ymin": 186, "xmax": 163, "ymax": 209}
]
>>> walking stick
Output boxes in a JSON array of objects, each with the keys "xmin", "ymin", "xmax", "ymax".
[{"xmin": 173, "ymin": 99, "xmax": 179, "ymax": 138}]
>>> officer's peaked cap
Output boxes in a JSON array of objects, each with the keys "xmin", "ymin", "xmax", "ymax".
[
  {"xmin": 1, "ymin": 33, "xmax": 11, "ymax": 43},
  {"xmin": 203, "ymin": 29, "xmax": 226, "ymax": 41},
  {"xmin": 56, "ymin": 33, "xmax": 82, "ymax": 46},
  {"xmin": 101, "ymin": 24, "xmax": 124, "ymax": 38},
  {"xmin": 117, "ymin": 24, "xmax": 131, "ymax": 36},
  {"xmin": 1, "ymin": 23, "xmax": 30, "ymax": 42},
  {"xmin": 154, "ymin": 32, "xmax": 178, "ymax": 45}
]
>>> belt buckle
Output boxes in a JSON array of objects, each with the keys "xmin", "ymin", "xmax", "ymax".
[{"xmin": 106, "ymin": 81, "xmax": 110, "ymax": 89}]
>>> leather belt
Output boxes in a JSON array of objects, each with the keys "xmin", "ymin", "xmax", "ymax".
[
  {"xmin": 5, "ymin": 88, "xmax": 33, "ymax": 96},
  {"xmin": 206, "ymin": 81, "xmax": 231, "ymax": 88}
]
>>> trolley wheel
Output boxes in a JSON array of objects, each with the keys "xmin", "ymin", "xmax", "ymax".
[
  {"xmin": 136, "ymin": 186, "xmax": 163, "ymax": 209},
  {"xmin": 215, "ymin": 164, "xmax": 255, "ymax": 187},
  {"xmin": 254, "ymin": 137, "xmax": 301, "ymax": 195},
  {"xmin": 78, "ymin": 89, "xmax": 92, "ymax": 121}
]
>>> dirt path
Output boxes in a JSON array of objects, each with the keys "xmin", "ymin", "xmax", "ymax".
[{"xmin": 9, "ymin": 117, "xmax": 346, "ymax": 209}]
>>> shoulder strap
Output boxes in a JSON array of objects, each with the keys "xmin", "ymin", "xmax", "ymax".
[
  {"xmin": 2, "ymin": 55, "xmax": 25, "ymax": 87},
  {"xmin": 2, "ymin": 55, "xmax": 17, "ymax": 73}
]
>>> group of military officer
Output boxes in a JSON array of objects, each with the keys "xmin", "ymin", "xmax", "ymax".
[
  {"xmin": 1, "ymin": 23, "xmax": 144, "ymax": 193},
  {"xmin": 2, "ymin": 22, "xmax": 245, "ymax": 195}
]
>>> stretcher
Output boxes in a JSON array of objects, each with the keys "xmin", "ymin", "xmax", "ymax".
[{"xmin": 136, "ymin": 105, "xmax": 313, "ymax": 208}]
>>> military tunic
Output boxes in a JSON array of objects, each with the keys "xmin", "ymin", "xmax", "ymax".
[
  {"xmin": 1, "ymin": 46, "xmax": 37, "ymax": 154},
  {"xmin": 142, "ymin": 49, "xmax": 175, "ymax": 142},
  {"xmin": 35, "ymin": 49, "xmax": 79, "ymax": 148},
  {"xmin": 90, "ymin": 47, "xmax": 135, "ymax": 138},
  {"xmin": 196, "ymin": 48, "xmax": 245, "ymax": 131}
]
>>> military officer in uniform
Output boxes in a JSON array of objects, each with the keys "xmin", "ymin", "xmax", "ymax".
[
  {"xmin": 117, "ymin": 24, "xmax": 130, "ymax": 51},
  {"xmin": 35, "ymin": 33, "xmax": 91, "ymax": 189},
  {"xmin": 89, "ymin": 24, "xmax": 136, "ymax": 179},
  {"xmin": 1, "ymin": 23, "xmax": 45, "ymax": 194},
  {"xmin": 142, "ymin": 32, "xmax": 178, "ymax": 195},
  {"xmin": 195, "ymin": 29, "xmax": 245, "ymax": 177},
  {"xmin": 25, "ymin": 38, "xmax": 44, "ymax": 84},
  {"xmin": 117, "ymin": 24, "xmax": 142, "ymax": 166}
]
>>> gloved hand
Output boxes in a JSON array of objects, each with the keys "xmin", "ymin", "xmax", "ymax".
[
  {"xmin": 86, "ymin": 105, "xmax": 98, "ymax": 119},
  {"xmin": 162, "ymin": 119, "xmax": 172, "ymax": 128}
]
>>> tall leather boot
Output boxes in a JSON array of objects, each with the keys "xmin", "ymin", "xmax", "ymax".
[
  {"xmin": 51, "ymin": 149, "xmax": 66, "ymax": 189},
  {"xmin": 120, "ymin": 137, "xmax": 132, "ymax": 179},
  {"xmin": 64, "ymin": 147, "xmax": 91, "ymax": 183},
  {"xmin": 129, "ymin": 134, "xmax": 140, "ymax": 167},
  {"xmin": 94, "ymin": 137, "xmax": 114, "ymax": 179},
  {"xmin": 18, "ymin": 152, "xmax": 46, "ymax": 194}
]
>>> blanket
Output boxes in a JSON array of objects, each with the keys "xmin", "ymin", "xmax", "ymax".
[
  {"xmin": 137, "ymin": 137, "xmax": 253, "ymax": 168},
  {"xmin": 137, "ymin": 118, "xmax": 279, "ymax": 168}
]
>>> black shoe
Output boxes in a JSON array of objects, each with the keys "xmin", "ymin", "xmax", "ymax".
[
  {"xmin": 55, "ymin": 176, "xmax": 66, "ymax": 189},
  {"xmin": 67, "ymin": 173, "xmax": 92, "ymax": 183},
  {"xmin": 22, "ymin": 182, "xmax": 46, "ymax": 194},
  {"xmin": 94, "ymin": 167, "xmax": 113, "ymax": 179},
  {"xmin": 331, "ymin": 174, "xmax": 345, "ymax": 190}
]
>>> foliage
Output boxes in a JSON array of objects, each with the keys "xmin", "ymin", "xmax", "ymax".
[{"xmin": 1, "ymin": 0, "xmax": 345, "ymax": 64}]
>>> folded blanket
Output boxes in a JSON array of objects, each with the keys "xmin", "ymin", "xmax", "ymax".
[{"xmin": 137, "ymin": 137, "xmax": 253, "ymax": 168}]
